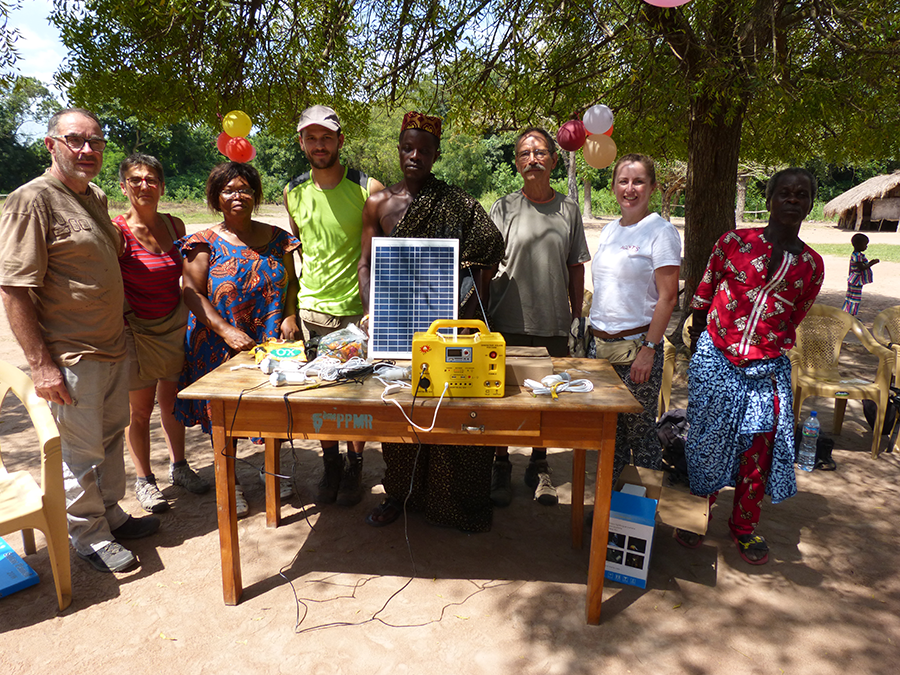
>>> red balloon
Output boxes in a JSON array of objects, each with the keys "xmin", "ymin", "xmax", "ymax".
[
  {"xmin": 603, "ymin": 124, "xmax": 614, "ymax": 137},
  {"xmin": 225, "ymin": 137, "xmax": 254, "ymax": 163},
  {"xmin": 557, "ymin": 120, "xmax": 587, "ymax": 152},
  {"xmin": 216, "ymin": 131, "xmax": 232, "ymax": 155}
]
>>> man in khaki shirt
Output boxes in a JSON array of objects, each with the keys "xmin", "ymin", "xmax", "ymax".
[{"xmin": 0, "ymin": 108, "xmax": 159, "ymax": 573}]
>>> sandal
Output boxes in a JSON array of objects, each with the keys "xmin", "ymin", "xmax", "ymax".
[
  {"xmin": 814, "ymin": 457, "xmax": 837, "ymax": 471},
  {"xmin": 234, "ymin": 486, "xmax": 250, "ymax": 519},
  {"xmin": 674, "ymin": 528, "xmax": 704, "ymax": 549},
  {"xmin": 366, "ymin": 497, "xmax": 402, "ymax": 527},
  {"xmin": 730, "ymin": 531, "xmax": 769, "ymax": 565}
]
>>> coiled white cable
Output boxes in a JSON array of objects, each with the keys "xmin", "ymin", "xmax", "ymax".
[
  {"xmin": 318, "ymin": 356, "xmax": 369, "ymax": 381},
  {"xmin": 523, "ymin": 372, "xmax": 594, "ymax": 398}
]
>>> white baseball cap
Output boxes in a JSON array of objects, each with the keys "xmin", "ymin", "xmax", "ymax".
[{"xmin": 297, "ymin": 105, "xmax": 341, "ymax": 133}]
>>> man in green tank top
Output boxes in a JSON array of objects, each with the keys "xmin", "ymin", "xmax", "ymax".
[{"xmin": 284, "ymin": 105, "xmax": 384, "ymax": 507}]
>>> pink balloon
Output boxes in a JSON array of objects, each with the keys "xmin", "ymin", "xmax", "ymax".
[
  {"xmin": 225, "ymin": 137, "xmax": 254, "ymax": 163},
  {"xmin": 216, "ymin": 131, "xmax": 232, "ymax": 155},
  {"xmin": 557, "ymin": 120, "xmax": 587, "ymax": 152},
  {"xmin": 644, "ymin": 0, "xmax": 691, "ymax": 7},
  {"xmin": 248, "ymin": 145, "xmax": 257, "ymax": 161}
]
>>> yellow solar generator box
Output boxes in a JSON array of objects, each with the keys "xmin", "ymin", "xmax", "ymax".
[{"xmin": 412, "ymin": 320, "xmax": 506, "ymax": 397}]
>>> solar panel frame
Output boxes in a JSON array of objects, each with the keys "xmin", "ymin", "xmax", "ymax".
[{"xmin": 368, "ymin": 237, "xmax": 459, "ymax": 359}]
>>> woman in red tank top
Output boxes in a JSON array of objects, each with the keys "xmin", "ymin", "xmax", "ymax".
[{"xmin": 116, "ymin": 154, "xmax": 209, "ymax": 515}]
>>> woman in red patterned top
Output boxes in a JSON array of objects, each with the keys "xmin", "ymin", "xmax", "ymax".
[{"xmin": 116, "ymin": 154, "xmax": 209, "ymax": 515}]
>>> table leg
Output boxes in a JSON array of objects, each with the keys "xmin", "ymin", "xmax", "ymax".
[
  {"xmin": 265, "ymin": 438, "xmax": 281, "ymax": 528},
  {"xmin": 211, "ymin": 402, "xmax": 242, "ymax": 605},
  {"xmin": 585, "ymin": 411, "xmax": 616, "ymax": 624},
  {"xmin": 571, "ymin": 448, "xmax": 586, "ymax": 549}
]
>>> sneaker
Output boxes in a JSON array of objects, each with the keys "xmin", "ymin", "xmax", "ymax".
[
  {"xmin": 534, "ymin": 472, "xmax": 558, "ymax": 506},
  {"xmin": 336, "ymin": 456, "xmax": 363, "ymax": 506},
  {"xmin": 235, "ymin": 486, "xmax": 250, "ymax": 519},
  {"xmin": 316, "ymin": 454, "xmax": 343, "ymax": 504},
  {"xmin": 169, "ymin": 462, "xmax": 210, "ymax": 494},
  {"xmin": 490, "ymin": 459, "xmax": 513, "ymax": 507},
  {"xmin": 525, "ymin": 459, "xmax": 558, "ymax": 506},
  {"xmin": 258, "ymin": 467, "xmax": 293, "ymax": 500},
  {"xmin": 111, "ymin": 514, "xmax": 161, "ymax": 540},
  {"xmin": 135, "ymin": 479, "xmax": 169, "ymax": 514},
  {"xmin": 77, "ymin": 541, "xmax": 136, "ymax": 573}
]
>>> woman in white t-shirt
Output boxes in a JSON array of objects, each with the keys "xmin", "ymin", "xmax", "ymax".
[{"xmin": 588, "ymin": 154, "xmax": 681, "ymax": 483}]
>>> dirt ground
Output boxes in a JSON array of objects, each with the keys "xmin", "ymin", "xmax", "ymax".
[{"xmin": 1, "ymin": 216, "xmax": 899, "ymax": 675}]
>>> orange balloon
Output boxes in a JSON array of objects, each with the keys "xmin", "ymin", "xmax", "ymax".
[
  {"xmin": 603, "ymin": 124, "xmax": 614, "ymax": 137},
  {"xmin": 225, "ymin": 137, "xmax": 254, "ymax": 163},
  {"xmin": 583, "ymin": 134, "xmax": 617, "ymax": 169}
]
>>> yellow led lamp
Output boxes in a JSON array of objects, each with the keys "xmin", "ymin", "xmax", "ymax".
[{"xmin": 412, "ymin": 319, "xmax": 505, "ymax": 398}]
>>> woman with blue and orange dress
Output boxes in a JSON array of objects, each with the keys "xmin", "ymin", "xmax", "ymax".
[{"xmin": 175, "ymin": 162, "xmax": 300, "ymax": 517}]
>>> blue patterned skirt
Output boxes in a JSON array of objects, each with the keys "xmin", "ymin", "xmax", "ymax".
[{"xmin": 685, "ymin": 331, "xmax": 797, "ymax": 504}]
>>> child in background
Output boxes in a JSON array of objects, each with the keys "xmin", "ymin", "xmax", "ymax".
[{"xmin": 842, "ymin": 233, "xmax": 879, "ymax": 316}]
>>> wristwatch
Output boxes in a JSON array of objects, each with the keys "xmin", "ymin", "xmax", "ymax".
[{"xmin": 641, "ymin": 339, "xmax": 660, "ymax": 350}]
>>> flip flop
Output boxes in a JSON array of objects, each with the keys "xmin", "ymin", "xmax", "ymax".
[
  {"xmin": 366, "ymin": 497, "xmax": 402, "ymax": 527},
  {"xmin": 730, "ymin": 531, "xmax": 769, "ymax": 565},
  {"xmin": 674, "ymin": 528, "xmax": 704, "ymax": 549}
]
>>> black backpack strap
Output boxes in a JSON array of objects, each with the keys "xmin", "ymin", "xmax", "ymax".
[
  {"xmin": 287, "ymin": 171, "xmax": 311, "ymax": 192},
  {"xmin": 346, "ymin": 168, "xmax": 369, "ymax": 190}
]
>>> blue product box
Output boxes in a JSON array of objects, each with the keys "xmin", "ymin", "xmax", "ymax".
[
  {"xmin": 604, "ymin": 489, "xmax": 658, "ymax": 589},
  {"xmin": 0, "ymin": 536, "xmax": 39, "ymax": 598}
]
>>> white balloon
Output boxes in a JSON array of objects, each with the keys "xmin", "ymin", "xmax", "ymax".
[{"xmin": 583, "ymin": 104, "xmax": 614, "ymax": 135}]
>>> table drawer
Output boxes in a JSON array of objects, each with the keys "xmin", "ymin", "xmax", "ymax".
[{"xmin": 415, "ymin": 407, "xmax": 541, "ymax": 440}]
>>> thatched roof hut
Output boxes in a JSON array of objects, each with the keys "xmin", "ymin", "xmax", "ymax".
[{"xmin": 824, "ymin": 171, "xmax": 900, "ymax": 232}]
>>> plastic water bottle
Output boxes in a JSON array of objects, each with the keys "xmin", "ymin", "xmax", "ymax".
[{"xmin": 797, "ymin": 411, "xmax": 819, "ymax": 472}]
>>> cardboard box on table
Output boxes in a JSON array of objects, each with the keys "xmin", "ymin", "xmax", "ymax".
[
  {"xmin": 605, "ymin": 465, "xmax": 709, "ymax": 589},
  {"xmin": 504, "ymin": 346, "xmax": 553, "ymax": 386}
]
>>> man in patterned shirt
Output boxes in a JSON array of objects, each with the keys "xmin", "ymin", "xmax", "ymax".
[{"xmin": 678, "ymin": 168, "xmax": 824, "ymax": 565}]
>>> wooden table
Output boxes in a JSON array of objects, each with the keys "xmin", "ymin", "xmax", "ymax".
[{"xmin": 179, "ymin": 355, "xmax": 641, "ymax": 624}]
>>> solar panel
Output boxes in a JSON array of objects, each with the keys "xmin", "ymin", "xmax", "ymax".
[{"xmin": 368, "ymin": 237, "xmax": 459, "ymax": 359}]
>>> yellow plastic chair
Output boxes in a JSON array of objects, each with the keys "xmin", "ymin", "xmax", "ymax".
[
  {"xmin": 658, "ymin": 314, "xmax": 693, "ymax": 416},
  {"xmin": 0, "ymin": 360, "xmax": 72, "ymax": 610},
  {"xmin": 871, "ymin": 306, "xmax": 900, "ymax": 452},
  {"xmin": 789, "ymin": 304, "xmax": 893, "ymax": 459}
]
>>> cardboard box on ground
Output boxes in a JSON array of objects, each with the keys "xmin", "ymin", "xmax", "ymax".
[{"xmin": 605, "ymin": 466, "xmax": 709, "ymax": 589}]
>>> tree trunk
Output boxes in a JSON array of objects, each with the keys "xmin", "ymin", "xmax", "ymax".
[
  {"xmin": 661, "ymin": 189, "xmax": 671, "ymax": 221},
  {"xmin": 583, "ymin": 178, "xmax": 592, "ymax": 220},
  {"xmin": 682, "ymin": 95, "xmax": 746, "ymax": 312},
  {"xmin": 567, "ymin": 150, "xmax": 577, "ymax": 199},
  {"xmin": 735, "ymin": 176, "xmax": 750, "ymax": 224}
]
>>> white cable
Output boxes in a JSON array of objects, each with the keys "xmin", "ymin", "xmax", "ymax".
[
  {"xmin": 373, "ymin": 362, "xmax": 412, "ymax": 382},
  {"xmin": 381, "ymin": 381, "xmax": 450, "ymax": 432},
  {"xmin": 524, "ymin": 372, "xmax": 594, "ymax": 397}
]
